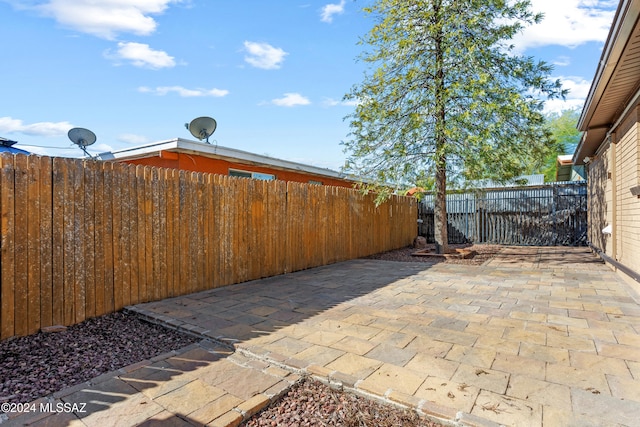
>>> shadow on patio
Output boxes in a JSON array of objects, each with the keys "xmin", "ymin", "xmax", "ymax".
[
  {"xmin": 8, "ymin": 259, "xmax": 432, "ymax": 427},
  {"xmin": 13, "ymin": 248, "xmax": 640, "ymax": 426},
  {"xmin": 130, "ymin": 259, "xmax": 433, "ymax": 349},
  {"xmin": 125, "ymin": 249, "xmax": 640, "ymax": 426}
]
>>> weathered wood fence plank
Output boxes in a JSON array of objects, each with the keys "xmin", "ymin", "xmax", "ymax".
[
  {"xmin": 0, "ymin": 155, "xmax": 16, "ymax": 339},
  {"xmin": 83, "ymin": 160, "xmax": 96, "ymax": 321},
  {"xmin": 39, "ymin": 157, "xmax": 53, "ymax": 330},
  {"xmin": 26, "ymin": 156, "xmax": 41, "ymax": 335},
  {"xmin": 0, "ymin": 153, "xmax": 416, "ymax": 340},
  {"xmin": 14, "ymin": 155, "xmax": 29, "ymax": 337},
  {"xmin": 51, "ymin": 158, "xmax": 65, "ymax": 325},
  {"xmin": 72, "ymin": 159, "xmax": 86, "ymax": 325},
  {"xmin": 93, "ymin": 161, "xmax": 105, "ymax": 318}
]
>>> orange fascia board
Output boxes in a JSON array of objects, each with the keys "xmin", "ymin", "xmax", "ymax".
[{"xmin": 159, "ymin": 150, "xmax": 179, "ymax": 160}]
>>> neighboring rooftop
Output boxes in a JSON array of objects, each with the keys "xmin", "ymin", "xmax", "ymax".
[
  {"xmin": 0, "ymin": 137, "xmax": 30, "ymax": 154},
  {"xmin": 474, "ymin": 174, "xmax": 546, "ymax": 188},
  {"xmin": 98, "ymin": 138, "xmax": 353, "ymax": 183},
  {"xmin": 556, "ymin": 154, "xmax": 586, "ymax": 182}
]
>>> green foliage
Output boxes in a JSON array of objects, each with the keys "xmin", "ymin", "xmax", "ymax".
[
  {"xmin": 546, "ymin": 109, "xmax": 581, "ymax": 153},
  {"xmin": 538, "ymin": 109, "xmax": 582, "ymax": 182},
  {"xmin": 343, "ymin": 0, "xmax": 567, "ymax": 192}
]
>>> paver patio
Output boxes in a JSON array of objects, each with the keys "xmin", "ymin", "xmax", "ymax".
[{"xmin": 5, "ymin": 247, "xmax": 640, "ymax": 426}]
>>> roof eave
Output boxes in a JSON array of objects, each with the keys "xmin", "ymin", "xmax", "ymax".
[
  {"xmin": 578, "ymin": 0, "xmax": 638, "ymax": 131},
  {"xmin": 98, "ymin": 138, "xmax": 353, "ymax": 182},
  {"xmin": 575, "ymin": 0, "xmax": 640, "ymax": 165}
]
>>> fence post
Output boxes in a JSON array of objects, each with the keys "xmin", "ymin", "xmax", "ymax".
[{"xmin": 552, "ymin": 184, "xmax": 558, "ymax": 246}]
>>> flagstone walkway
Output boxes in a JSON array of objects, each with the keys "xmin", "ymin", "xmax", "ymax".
[{"xmin": 5, "ymin": 246, "xmax": 640, "ymax": 426}]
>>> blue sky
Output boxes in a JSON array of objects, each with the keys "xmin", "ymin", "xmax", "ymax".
[{"xmin": 1, "ymin": 0, "xmax": 619, "ymax": 170}]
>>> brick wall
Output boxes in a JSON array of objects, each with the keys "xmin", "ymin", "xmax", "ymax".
[{"xmin": 587, "ymin": 104, "xmax": 640, "ymax": 276}]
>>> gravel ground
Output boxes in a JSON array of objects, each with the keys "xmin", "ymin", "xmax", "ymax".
[
  {"xmin": 0, "ymin": 311, "xmax": 199, "ymax": 409},
  {"xmin": 0, "ymin": 246, "xmax": 496, "ymax": 424},
  {"xmin": 242, "ymin": 378, "xmax": 443, "ymax": 427}
]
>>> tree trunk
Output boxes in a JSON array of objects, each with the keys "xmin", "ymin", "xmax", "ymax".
[
  {"xmin": 434, "ymin": 160, "xmax": 448, "ymax": 254},
  {"xmin": 433, "ymin": 0, "xmax": 448, "ymax": 255}
]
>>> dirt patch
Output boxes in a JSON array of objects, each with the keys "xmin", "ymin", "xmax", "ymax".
[{"xmin": 365, "ymin": 244, "xmax": 502, "ymax": 265}]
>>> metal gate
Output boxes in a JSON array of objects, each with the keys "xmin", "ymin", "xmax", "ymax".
[{"xmin": 418, "ymin": 182, "xmax": 587, "ymax": 246}]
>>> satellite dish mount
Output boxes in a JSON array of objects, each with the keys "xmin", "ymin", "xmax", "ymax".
[
  {"xmin": 67, "ymin": 127, "xmax": 97, "ymax": 158},
  {"xmin": 186, "ymin": 116, "xmax": 217, "ymax": 143}
]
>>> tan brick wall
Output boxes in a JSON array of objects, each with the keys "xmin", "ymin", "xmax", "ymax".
[
  {"xmin": 615, "ymin": 108, "xmax": 640, "ymax": 274},
  {"xmin": 587, "ymin": 143, "xmax": 611, "ymax": 254},
  {"xmin": 589, "ymin": 104, "xmax": 640, "ymax": 276}
]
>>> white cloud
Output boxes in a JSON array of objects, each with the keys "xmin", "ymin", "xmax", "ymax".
[
  {"xmin": 543, "ymin": 76, "xmax": 592, "ymax": 113},
  {"xmin": 117, "ymin": 134, "xmax": 150, "ymax": 145},
  {"xmin": 138, "ymin": 86, "xmax": 229, "ymax": 97},
  {"xmin": 243, "ymin": 41, "xmax": 287, "ymax": 70},
  {"xmin": 552, "ymin": 56, "xmax": 571, "ymax": 67},
  {"xmin": 512, "ymin": 0, "xmax": 616, "ymax": 51},
  {"xmin": 0, "ymin": 116, "xmax": 72, "ymax": 136},
  {"xmin": 90, "ymin": 143, "xmax": 114, "ymax": 153},
  {"xmin": 32, "ymin": 0, "xmax": 179, "ymax": 40},
  {"xmin": 320, "ymin": 0, "xmax": 345, "ymax": 23},
  {"xmin": 559, "ymin": 76, "xmax": 592, "ymax": 99},
  {"xmin": 544, "ymin": 98, "xmax": 587, "ymax": 114},
  {"xmin": 322, "ymin": 97, "xmax": 359, "ymax": 107},
  {"xmin": 108, "ymin": 42, "xmax": 175, "ymax": 69},
  {"xmin": 19, "ymin": 146, "xmax": 52, "ymax": 156},
  {"xmin": 271, "ymin": 93, "xmax": 311, "ymax": 107}
]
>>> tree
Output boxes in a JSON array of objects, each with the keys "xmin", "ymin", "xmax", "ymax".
[
  {"xmin": 343, "ymin": 0, "xmax": 566, "ymax": 253},
  {"xmin": 539, "ymin": 109, "xmax": 582, "ymax": 181}
]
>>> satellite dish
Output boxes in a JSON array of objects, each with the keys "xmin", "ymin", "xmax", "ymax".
[
  {"xmin": 187, "ymin": 116, "xmax": 217, "ymax": 143},
  {"xmin": 68, "ymin": 127, "xmax": 96, "ymax": 157}
]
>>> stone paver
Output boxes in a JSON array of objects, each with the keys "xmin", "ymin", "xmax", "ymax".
[
  {"xmin": 358, "ymin": 363, "xmax": 426, "ymax": 396},
  {"xmin": 415, "ymin": 376, "xmax": 480, "ymax": 413},
  {"xmin": 471, "ymin": 390, "xmax": 542, "ymax": 426},
  {"xmin": 153, "ymin": 379, "xmax": 225, "ymax": 416},
  {"xmin": 324, "ymin": 352, "xmax": 382, "ymax": 378},
  {"xmin": 5, "ymin": 246, "xmax": 640, "ymax": 427},
  {"xmin": 571, "ymin": 388, "xmax": 640, "ymax": 426},
  {"xmin": 62, "ymin": 378, "xmax": 165, "ymax": 427}
]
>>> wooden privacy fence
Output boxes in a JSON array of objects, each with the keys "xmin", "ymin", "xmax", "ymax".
[
  {"xmin": 418, "ymin": 182, "xmax": 587, "ymax": 246},
  {"xmin": 0, "ymin": 153, "xmax": 416, "ymax": 340}
]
